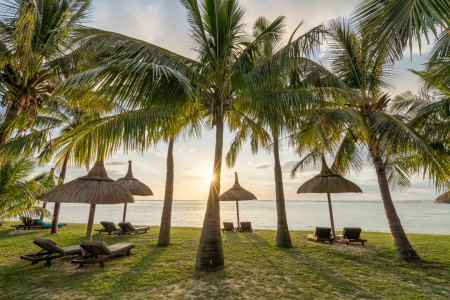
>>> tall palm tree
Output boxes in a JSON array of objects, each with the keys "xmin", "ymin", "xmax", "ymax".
[
  {"xmin": 57, "ymin": 0, "xmax": 325, "ymax": 270},
  {"xmin": 0, "ymin": 0, "xmax": 91, "ymax": 145},
  {"xmin": 0, "ymin": 158, "xmax": 53, "ymax": 226},
  {"xmin": 293, "ymin": 19, "xmax": 449, "ymax": 262}
]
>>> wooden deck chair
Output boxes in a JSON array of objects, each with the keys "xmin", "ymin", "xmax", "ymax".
[
  {"xmin": 307, "ymin": 227, "xmax": 335, "ymax": 244},
  {"xmin": 339, "ymin": 227, "xmax": 367, "ymax": 245},
  {"xmin": 221, "ymin": 222, "xmax": 236, "ymax": 232},
  {"xmin": 95, "ymin": 221, "xmax": 121, "ymax": 235},
  {"xmin": 71, "ymin": 241, "xmax": 135, "ymax": 268},
  {"xmin": 240, "ymin": 222, "xmax": 253, "ymax": 233},
  {"xmin": 117, "ymin": 222, "xmax": 149, "ymax": 235},
  {"xmin": 21, "ymin": 238, "xmax": 82, "ymax": 267}
]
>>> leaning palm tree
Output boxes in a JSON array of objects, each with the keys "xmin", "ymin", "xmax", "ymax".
[
  {"xmin": 0, "ymin": 98, "xmax": 111, "ymax": 233},
  {"xmin": 57, "ymin": 0, "xmax": 325, "ymax": 269},
  {"xmin": 292, "ymin": 19, "xmax": 450, "ymax": 262},
  {"xmin": 352, "ymin": 0, "xmax": 450, "ymax": 61},
  {"xmin": 0, "ymin": 158, "xmax": 53, "ymax": 226},
  {"xmin": 0, "ymin": 0, "xmax": 92, "ymax": 145},
  {"xmin": 392, "ymin": 60, "xmax": 450, "ymax": 179},
  {"xmin": 33, "ymin": 102, "xmax": 202, "ymax": 243}
]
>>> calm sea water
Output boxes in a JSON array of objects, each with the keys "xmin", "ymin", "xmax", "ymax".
[{"xmin": 42, "ymin": 200, "xmax": 450, "ymax": 235}]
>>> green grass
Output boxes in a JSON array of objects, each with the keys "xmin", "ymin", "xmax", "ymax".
[{"xmin": 0, "ymin": 222, "xmax": 449, "ymax": 299}]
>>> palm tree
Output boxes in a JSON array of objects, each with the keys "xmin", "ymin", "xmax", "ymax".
[
  {"xmin": 57, "ymin": 0, "xmax": 325, "ymax": 270},
  {"xmin": 0, "ymin": 0, "xmax": 92, "ymax": 145},
  {"xmin": 31, "ymin": 102, "xmax": 202, "ymax": 242},
  {"xmin": 392, "ymin": 60, "xmax": 450, "ymax": 168},
  {"xmin": 0, "ymin": 158, "xmax": 53, "ymax": 226},
  {"xmin": 293, "ymin": 19, "xmax": 449, "ymax": 262},
  {"xmin": 0, "ymin": 99, "xmax": 110, "ymax": 233},
  {"xmin": 352, "ymin": 0, "xmax": 450, "ymax": 61}
]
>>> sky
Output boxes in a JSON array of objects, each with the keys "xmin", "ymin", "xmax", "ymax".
[{"xmin": 39, "ymin": 0, "xmax": 440, "ymax": 201}]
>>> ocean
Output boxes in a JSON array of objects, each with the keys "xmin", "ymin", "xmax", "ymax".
[{"xmin": 41, "ymin": 200, "xmax": 449, "ymax": 235}]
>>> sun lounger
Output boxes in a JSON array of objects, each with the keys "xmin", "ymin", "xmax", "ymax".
[
  {"xmin": 71, "ymin": 241, "xmax": 135, "ymax": 268},
  {"xmin": 21, "ymin": 238, "xmax": 82, "ymax": 267},
  {"xmin": 240, "ymin": 222, "xmax": 253, "ymax": 233},
  {"xmin": 307, "ymin": 227, "xmax": 335, "ymax": 244},
  {"xmin": 95, "ymin": 221, "xmax": 122, "ymax": 235},
  {"xmin": 117, "ymin": 222, "xmax": 149, "ymax": 235},
  {"xmin": 11, "ymin": 219, "xmax": 66, "ymax": 230},
  {"xmin": 221, "ymin": 222, "xmax": 236, "ymax": 232},
  {"xmin": 337, "ymin": 227, "xmax": 367, "ymax": 245},
  {"xmin": 35, "ymin": 219, "xmax": 66, "ymax": 228}
]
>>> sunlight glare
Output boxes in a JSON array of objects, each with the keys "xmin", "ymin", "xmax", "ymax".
[{"xmin": 204, "ymin": 173, "xmax": 215, "ymax": 182}]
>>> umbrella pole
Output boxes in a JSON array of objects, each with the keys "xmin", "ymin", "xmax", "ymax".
[
  {"xmin": 86, "ymin": 204, "xmax": 96, "ymax": 241},
  {"xmin": 123, "ymin": 203, "xmax": 127, "ymax": 223},
  {"xmin": 327, "ymin": 193, "xmax": 336, "ymax": 239},
  {"xmin": 236, "ymin": 200, "xmax": 240, "ymax": 232}
]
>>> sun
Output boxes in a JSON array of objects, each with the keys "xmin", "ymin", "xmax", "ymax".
[{"xmin": 204, "ymin": 173, "xmax": 215, "ymax": 182}]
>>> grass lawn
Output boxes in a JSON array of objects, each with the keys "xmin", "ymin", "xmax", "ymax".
[{"xmin": 0, "ymin": 222, "xmax": 449, "ymax": 299}]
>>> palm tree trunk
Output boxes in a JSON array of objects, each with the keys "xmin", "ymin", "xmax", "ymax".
[
  {"xmin": 158, "ymin": 136, "xmax": 175, "ymax": 246},
  {"xmin": 51, "ymin": 154, "xmax": 69, "ymax": 234},
  {"xmin": 195, "ymin": 116, "xmax": 224, "ymax": 270},
  {"xmin": 369, "ymin": 150, "xmax": 422, "ymax": 262},
  {"xmin": 273, "ymin": 133, "xmax": 292, "ymax": 248},
  {"xmin": 40, "ymin": 202, "xmax": 47, "ymax": 221},
  {"xmin": 0, "ymin": 105, "xmax": 22, "ymax": 145},
  {"xmin": 0, "ymin": 93, "xmax": 32, "ymax": 145}
]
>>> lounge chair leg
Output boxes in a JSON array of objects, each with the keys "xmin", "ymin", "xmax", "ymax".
[
  {"xmin": 362, "ymin": 242, "xmax": 364, "ymax": 246},
  {"xmin": 44, "ymin": 260, "xmax": 52, "ymax": 267},
  {"xmin": 127, "ymin": 250, "xmax": 131, "ymax": 256},
  {"xmin": 100, "ymin": 262, "xmax": 104, "ymax": 268},
  {"xmin": 346, "ymin": 241, "xmax": 349, "ymax": 245},
  {"xmin": 79, "ymin": 264, "xmax": 84, "ymax": 269}
]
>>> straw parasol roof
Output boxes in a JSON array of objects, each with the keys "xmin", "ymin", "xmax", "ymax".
[
  {"xmin": 435, "ymin": 192, "xmax": 450, "ymax": 204},
  {"xmin": 297, "ymin": 155, "xmax": 362, "ymax": 239},
  {"xmin": 116, "ymin": 161, "xmax": 153, "ymax": 196},
  {"xmin": 220, "ymin": 172, "xmax": 256, "ymax": 232},
  {"xmin": 297, "ymin": 156, "xmax": 362, "ymax": 194},
  {"xmin": 41, "ymin": 160, "xmax": 134, "ymax": 205},
  {"xmin": 220, "ymin": 173, "xmax": 257, "ymax": 201}
]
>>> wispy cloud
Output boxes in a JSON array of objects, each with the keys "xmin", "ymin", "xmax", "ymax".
[
  {"xmin": 107, "ymin": 162, "xmax": 128, "ymax": 166},
  {"xmin": 255, "ymin": 164, "xmax": 273, "ymax": 172},
  {"xmin": 202, "ymin": 160, "xmax": 213, "ymax": 165},
  {"xmin": 188, "ymin": 148, "xmax": 197, "ymax": 152},
  {"xmin": 150, "ymin": 148, "xmax": 167, "ymax": 156},
  {"xmin": 182, "ymin": 168, "xmax": 193, "ymax": 171},
  {"xmin": 106, "ymin": 169, "xmax": 125, "ymax": 178}
]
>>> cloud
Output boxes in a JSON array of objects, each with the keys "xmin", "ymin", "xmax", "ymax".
[
  {"xmin": 188, "ymin": 148, "xmax": 197, "ymax": 152},
  {"xmin": 182, "ymin": 168, "xmax": 193, "ymax": 171},
  {"xmin": 202, "ymin": 160, "xmax": 213, "ymax": 165},
  {"xmin": 106, "ymin": 162, "xmax": 128, "ymax": 166},
  {"xmin": 106, "ymin": 169, "xmax": 125, "ymax": 178},
  {"xmin": 150, "ymin": 148, "xmax": 167, "ymax": 156},
  {"xmin": 255, "ymin": 164, "xmax": 273, "ymax": 172}
]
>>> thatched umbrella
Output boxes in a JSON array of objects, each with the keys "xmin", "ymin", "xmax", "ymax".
[
  {"xmin": 297, "ymin": 155, "xmax": 362, "ymax": 239},
  {"xmin": 40, "ymin": 160, "xmax": 134, "ymax": 241},
  {"xmin": 116, "ymin": 161, "xmax": 153, "ymax": 222},
  {"xmin": 435, "ymin": 192, "xmax": 450, "ymax": 204},
  {"xmin": 220, "ymin": 172, "xmax": 257, "ymax": 232}
]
